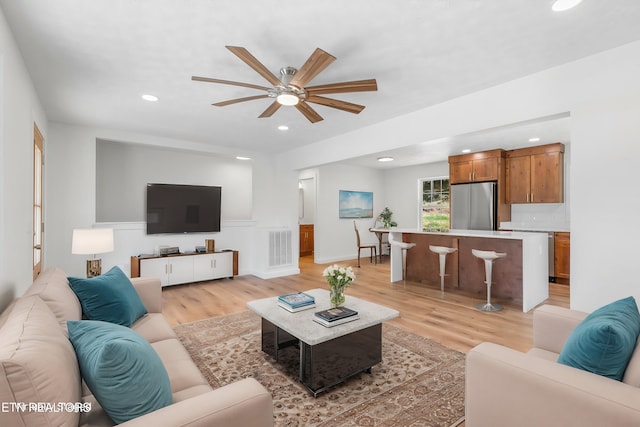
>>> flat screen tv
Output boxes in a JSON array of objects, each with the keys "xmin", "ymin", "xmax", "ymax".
[{"xmin": 146, "ymin": 183, "xmax": 221, "ymax": 234}]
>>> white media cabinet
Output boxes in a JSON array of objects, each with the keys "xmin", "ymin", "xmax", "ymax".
[{"xmin": 130, "ymin": 251, "xmax": 238, "ymax": 287}]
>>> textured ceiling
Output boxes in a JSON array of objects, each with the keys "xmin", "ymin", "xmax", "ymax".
[{"xmin": 2, "ymin": 1, "xmax": 640, "ymax": 160}]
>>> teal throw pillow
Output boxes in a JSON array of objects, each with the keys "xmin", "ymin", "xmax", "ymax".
[
  {"xmin": 558, "ymin": 296, "xmax": 640, "ymax": 381},
  {"xmin": 67, "ymin": 320, "xmax": 172, "ymax": 423},
  {"xmin": 68, "ymin": 266, "xmax": 147, "ymax": 326}
]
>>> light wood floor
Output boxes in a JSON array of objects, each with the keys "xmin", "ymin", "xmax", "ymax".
[{"xmin": 162, "ymin": 255, "xmax": 569, "ymax": 353}]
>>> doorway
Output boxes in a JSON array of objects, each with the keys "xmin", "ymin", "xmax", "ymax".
[
  {"xmin": 33, "ymin": 123, "xmax": 44, "ymax": 279},
  {"xmin": 298, "ymin": 177, "xmax": 316, "ymax": 260}
]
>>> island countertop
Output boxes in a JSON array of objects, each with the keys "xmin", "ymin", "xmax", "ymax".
[
  {"xmin": 371, "ymin": 227, "xmax": 547, "ymax": 240},
  {"xmin": 375, "ymin": 228, "xmax": 548, "ymax": 312}
]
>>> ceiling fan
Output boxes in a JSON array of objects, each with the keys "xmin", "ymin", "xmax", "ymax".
[{"xmin": 192, "ymin": 46, "xmax": 378, "ymax": 123}]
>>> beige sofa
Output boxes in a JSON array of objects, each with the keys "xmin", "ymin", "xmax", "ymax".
[
  {"xmin": 466, "ymin": 304, "xmax": 640, "ymax": 426},
  {"xmin": 0, "ymin": 267, "xmax": 273, "ymax": 427}
]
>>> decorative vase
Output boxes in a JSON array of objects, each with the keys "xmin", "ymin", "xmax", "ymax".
[{"xmin": 330, "ymin": 286, "xmax": 346, "ymax": 308}]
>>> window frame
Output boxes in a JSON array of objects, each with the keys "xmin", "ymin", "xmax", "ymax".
[{"xmin": 418, "ymin": 175, "xmax": 450, "ymax": 232}]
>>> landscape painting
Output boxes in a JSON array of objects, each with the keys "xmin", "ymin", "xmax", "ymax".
[{"xmin": 339, "ymin": 190, "xmax": 373, "ymax": 218}]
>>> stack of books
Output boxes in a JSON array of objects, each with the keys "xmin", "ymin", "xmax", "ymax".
[
  {"xmin": 277, "ymin": 292, "xmax": 316, "ymax": 312},
  {"xmin": 313, "ymin": 307, "xmax": 359, "ymax": 327}
]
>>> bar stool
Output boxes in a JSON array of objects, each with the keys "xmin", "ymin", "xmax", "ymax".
[
  {"xmin": 429, "ymin": 245, "xmax": 457, "ymax": 298},
  {"xmin": 472, "ymin": 249, "xmax": 507, "ymax": 312},
  {"xmin": 388, "ymin": 234, "xmax": 416, "ymax": 281}
]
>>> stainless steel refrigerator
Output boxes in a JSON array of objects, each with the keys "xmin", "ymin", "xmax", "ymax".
[{"xmin": 450, "ymin": 182, "xmax": 497, "ymax": 230}]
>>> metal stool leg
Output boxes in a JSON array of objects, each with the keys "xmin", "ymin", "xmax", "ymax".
[{"xmin": 474, "ymin": 259, "xmax": 503, "ymax": 312}]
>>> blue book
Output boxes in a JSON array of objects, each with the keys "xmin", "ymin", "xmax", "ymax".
[{"xmin": 278, "ymin": 292, "xmax": 315, "ymax": 308}]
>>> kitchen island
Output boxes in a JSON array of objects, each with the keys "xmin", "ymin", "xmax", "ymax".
[{"xmin": 376, "ymin": 228, "xmax": 548, "ymax": 312}]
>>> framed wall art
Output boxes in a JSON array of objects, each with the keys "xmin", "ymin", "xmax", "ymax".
[{"xmin": 338, "ymin": 190, "xmax": 373, "ymax": 218}]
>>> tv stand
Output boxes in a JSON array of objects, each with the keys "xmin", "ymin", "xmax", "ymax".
[{"xmin": 130, "ymin": 251, "xmax": 238, "ymax": 287}]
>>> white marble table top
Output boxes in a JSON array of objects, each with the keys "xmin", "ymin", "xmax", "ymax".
[{"xmin": 247, "ymin": 288, "xmax": 399, "ymax": 346}]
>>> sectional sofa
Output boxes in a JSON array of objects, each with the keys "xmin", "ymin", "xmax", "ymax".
[{"xmin": 0, "ymin": 267, "xmax": 273, "ymax": 426}]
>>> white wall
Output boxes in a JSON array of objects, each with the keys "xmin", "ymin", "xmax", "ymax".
[
  {"xmin": 44, "ymin": 122, "xmax": 285, "ymax": 278},
  {"xmin": 0, "ymin": 9, "xmax": 48, "ymax": 310},
  {"xmin": 279, "ymin": 40, "xmax": 640, "ymax": 312},
  {"xmin": 382, "ymin": 161, "xmax": 450, "ymax": 229},
  {"xmin": 96, "ymin": 139, "xmax": 252, "ymax": 222},
  {"xmin": 313, "ymin": 163, "xmax": 384, "ymax": 264}
]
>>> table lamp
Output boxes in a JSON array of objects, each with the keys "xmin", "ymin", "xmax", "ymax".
[{"xmin": 72, "ymin": 228, "xmax": 114, "ymax": 277}]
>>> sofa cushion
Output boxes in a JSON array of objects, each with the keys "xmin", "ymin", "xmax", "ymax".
[
  {"xmin": 131, "ymin": 312, "xmax": 178, "ymax": 343},
  {"xmin": 622, "ymin": 340, "xmax": 640, "ymax": 386},
  {"xmin": 0, "ymin": 295, "xmax": 82, "ymax": 427},
  {"xmin": 24, "ymin": 267, "xmax": 82, "ymax": 327},
  {"xmin": 558, "ymin": 296, "xmax": 640, "ymax": 381},
  {"xmin": 69, "ymin": 266, "xmax": 147, "ymax": 327},
  {"xmin": 67, "ymin": 320, "xmax": 172, "ymax": 424}
]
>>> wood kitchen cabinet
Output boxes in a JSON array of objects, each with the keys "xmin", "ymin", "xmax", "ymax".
[
  {"xmin": 506, "ymin": 143, "xmax": 564, "ymax": 204},
  {"xmin": 448, "ymin": 149, "xmax": 503, "ymax": 184},
  {"xmin": 448, "ymin": 148, "xmax": 511, "ymax": 226},
  {"xmin": 300, "ymin": 224, "xmax": 314, "ymax": 256},
  {"xmin": 554, "ymin": 232, "xmax": 570, "ymax": 282}
]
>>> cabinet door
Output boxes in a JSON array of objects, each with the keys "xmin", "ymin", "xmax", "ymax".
[
  {"xmin": 300, "ymin": 224, "xmax": 314, "ymax": 256},
  {"xmin": 472, "ymin": 157, "xmax": 498, "ymax": 182},
  {"xmin": 450, "ymin": 161, "xmax": 474, "ymax": 184},
  {"xmin": 507, "ymin": 156, "xmax": 531, "ymax": 203},
  {"xmin": 193, "ymin": 254, "xmax": 215, "ymax": 282},
  {"xmin": 531, "ymin": 152, "xmax": 563, "ymax": 203},
  {"xmin": 554, "ymin": 232, "xmax": 570, "ymax": 279},
  {"xmin": 167, "ymin": 256, "xmax": 194, "ymax": 285},
  {"xmin": 140, "ymin": 257, "xmax": 169, "ymax": 287},
  {"xmin": 212, "ymin": 252, "xmax": 233, "ymax": 279}
]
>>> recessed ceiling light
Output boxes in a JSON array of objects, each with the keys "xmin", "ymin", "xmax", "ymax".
[
  {"xmin": 377, "ymin": 157, "xmax": 394, "ymax": 162},
  {"xmin": 529, "ymin": 137, "xmax": 541, "ymax": 142},
  {"xmin": 236, "ymin": 156, "xmax": 251, "ymax": 160},
  {"xmin": 278, "ymin": 125, "xmax": 289, "ymax": 131},
  {"xmin": 141, "ymin": 94, "xmax": 158, "ymax": 102},
  {"xmin": 551, "ymin": 0, "xmax": 583, "ymax": 12},
  {"xmin": 461, "ymin": 149, "xmax": 471, "ymax": 154}
]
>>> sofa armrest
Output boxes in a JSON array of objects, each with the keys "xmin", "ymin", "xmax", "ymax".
[
  {"xmin": 118, "ymin": 378, "xmax": 273, "ymax": 427},
  {"xmin": 130, "ymin": 277, "xmax": 162, "ymax": 313},
  {"xmin": 532, "ymin": 305, "xmax": 588, "ymax": 353},
  {"xmin": 466, "ymin": 342, "xmax": 640, "ymax": 427}
]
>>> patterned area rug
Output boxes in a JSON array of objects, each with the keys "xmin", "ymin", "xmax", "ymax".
[{"xmin": 174, "ymin": 311, "xmax": 465, "ymax": 427}]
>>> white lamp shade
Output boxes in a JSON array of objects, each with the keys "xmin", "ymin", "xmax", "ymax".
[{"xmin": 72, "ymin": 228, "xmax": 114, "ymax": 255}]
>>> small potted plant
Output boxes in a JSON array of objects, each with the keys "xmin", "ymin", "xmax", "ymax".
[{"xmin": 377, "ymin": 207, "xmax": 397, "ymax": 228}]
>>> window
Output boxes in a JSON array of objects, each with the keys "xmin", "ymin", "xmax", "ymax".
[{"xmin": 421, "ymin": 177, "xmax": 450, "ymax": 231}]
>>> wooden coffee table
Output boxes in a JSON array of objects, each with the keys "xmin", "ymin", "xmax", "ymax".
[{"xmin": 247, "ymin": 288, "xmax": 399, "ymax": 396}]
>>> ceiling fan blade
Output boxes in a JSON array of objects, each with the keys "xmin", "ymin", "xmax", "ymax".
[
  {"xmin": 295, "ymin": 102, "xmax": 324, "ymax": 123},
  {"xmin": 212, "ymin": 94, "xmax": 270, "ymax": 107},
  {"xmin": 306, "ymin": 79, "xmax": 378, "ymax": 95},
  {"xmin": 289, "ymin": 48, "xmax": 336, "ymax": 88},
  {"xmin": 192, "ymin": 76, "xmax": 270, "ymax": 91},
  {"xmin": 306, "ymin": 95, "xmax": 366, "ymax": 114},
  {"xmin": 225, "ymin": 46, "xmax": 281, "ymax": 86},
  {"xmin": 258, "ymin": 101, "xmax": 282, "ymax": 118}
]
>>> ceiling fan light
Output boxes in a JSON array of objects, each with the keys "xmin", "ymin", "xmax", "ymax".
[{"xmin": 277, "ymin": 93, "xmax": 299, "ymax": 106}]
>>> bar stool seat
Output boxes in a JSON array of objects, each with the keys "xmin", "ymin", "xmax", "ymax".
[
  {"xmin": 429, "ymin": 245, "xmax": 457, "ymax": 298},
  {"xmin": 389, "ymin": 235, "xmax": 416, "ymax": 280},
  {"xmin": 472, "ymin": 249, "xmax": 507, "ymax": 312}
]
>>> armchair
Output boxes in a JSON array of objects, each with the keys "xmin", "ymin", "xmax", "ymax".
[{"xmin": 466, "ymin": 304, "xmax": 640, "ymax": 426}]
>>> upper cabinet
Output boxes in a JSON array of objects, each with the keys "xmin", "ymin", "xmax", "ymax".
[
  {"xmin": 506, "ymin": 143, "xmax": 564, "ymax": 204},
  {"xmin": 449, "ymin": 148, "xmax": 511, "ymax": 225},
  {"xmin": 448, "ymin": 149, "xmax": 504, "ymax": 184}
]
